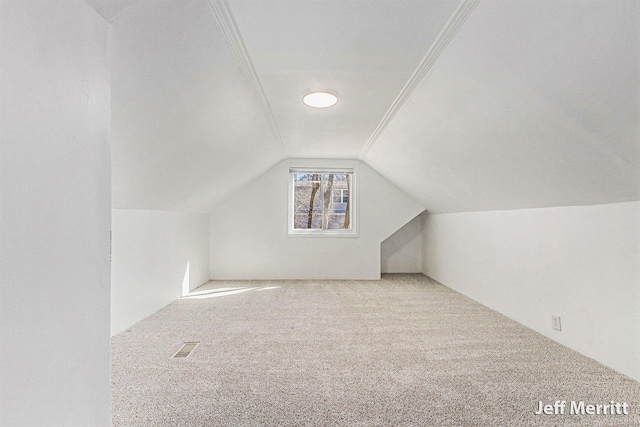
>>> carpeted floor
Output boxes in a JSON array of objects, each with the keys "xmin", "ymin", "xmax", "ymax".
[{"xmin": 112, "ymin": 274, "xmax": 640, "ymax": 426}]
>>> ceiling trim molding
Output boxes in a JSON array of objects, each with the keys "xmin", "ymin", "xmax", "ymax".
[
  {"xmin": 207, "ymin": 0, "xmax": 288, "ymax": 157},
  {"xmin": 357, "ymin": 0, "xmax": 480, "ymax": 160}
]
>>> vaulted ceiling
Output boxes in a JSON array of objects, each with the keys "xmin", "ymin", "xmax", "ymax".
[{"xmin": 94, "ymin": 0, "xmax": 639, "ymax": 213}]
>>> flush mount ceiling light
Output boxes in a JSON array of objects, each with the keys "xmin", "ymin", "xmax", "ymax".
[{"xmin": 303, "ymin": 92, "xmax": 338, "ymax": 108}]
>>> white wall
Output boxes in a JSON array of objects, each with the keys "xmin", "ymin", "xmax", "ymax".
[
  {"xmin": 381, "ymin": 215, "xmax": 422, "ymax": 273},
  {"xmin": 111, "ymin": 209, "xmax": 210, "ymax": 335},
  {"xmin": 210, "ymin": 159, "xmax": 424, "ymax": 280},
  {"xmin": 422, "ymin": 202, "xmax": 640, "ymax": 382},
  {"xmin": 0, "ymin": 2, "xmax": 111, "ymax": 425}
]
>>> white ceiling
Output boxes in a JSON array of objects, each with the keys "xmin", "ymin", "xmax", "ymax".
[
  {"xmin": 84, "ymin": 0, "xmax": 138, "ymax": 22},
  {"xmin": 98, "ymin": 0, "xmax": 639, "ymax": 213},
  {"xmin": 225, "ymin": 0, "xmax": 459, "ymax": 159},
  {"xmin": 110, "ymin": 0, "xmax": 286, "ymax": 211},
  {"xmin": 364, "ymin": 0, "xmax": 640, "ymax": 212}
]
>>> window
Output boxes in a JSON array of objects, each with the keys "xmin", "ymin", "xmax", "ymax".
[
  {"xmin": 332, "ymin": 189, "xmax": 348, "ymax": 204},
  {"xmin": 289, "ymin": 168, "xmax": 355, "ymax": 235}
]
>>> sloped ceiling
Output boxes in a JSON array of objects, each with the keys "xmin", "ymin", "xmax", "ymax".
[
  {"xmin": 364, "ymin": 0, "xmax": 640, "ymax": 212},
  {"xmin": 105, "ymin": 0, "xmax": 639, "ymax": 213},
  {"xmin": 110, "ymin": 0, "xmax": 287, "ymax": 211}
]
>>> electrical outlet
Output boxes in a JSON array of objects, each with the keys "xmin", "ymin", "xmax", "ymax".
[{"xmin": 552, "ymin": 315, "xmax": 562, "ymax": 331}]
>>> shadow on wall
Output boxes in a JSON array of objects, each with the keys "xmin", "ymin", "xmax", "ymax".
[{"xmin": 381, "ymin": 215, "xmax": 423, "ymax": 273}]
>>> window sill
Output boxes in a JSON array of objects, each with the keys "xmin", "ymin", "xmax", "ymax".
[{"xmin": 288, "ymin": 229, "xmax": 358, "ymax": 238}]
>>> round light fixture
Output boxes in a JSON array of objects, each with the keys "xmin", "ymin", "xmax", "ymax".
[{"xmin": 303, "ymin": 92, "xmax": 338, "ymax": 108}]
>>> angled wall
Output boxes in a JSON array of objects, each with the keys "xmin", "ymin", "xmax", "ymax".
[
  {"xmin": 0, "ymin": 1, "xmax": 111, "ymax": 425},
  {"xmin": 381, "ymin": 215, "xmax": 422, "ymax": 273},
  {"xmin": 210, "ymin": 159, "xmax": 424, "ymax": 280},
  {"xmin": 111, "ymin": 209, "xmax": 210, "ymax": 335},
  {"xmin": 422, "ymin": 202, "xmax": 640, "ymax": 382}
]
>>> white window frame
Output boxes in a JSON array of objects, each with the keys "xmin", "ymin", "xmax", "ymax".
[{"xmin": 288, "ymin": 168, "xmax": 357, "ymax": 237}]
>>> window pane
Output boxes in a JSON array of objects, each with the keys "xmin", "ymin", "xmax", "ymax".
[
  {"xmin": 289, "ymin": 169, "xmax": 353, "ymax": 233},
  {"xmin": 323, "ymin": 173, "xmax": 350, "ymax": 229},
  {"xmin": 325, "ymin": 206, "xmax": 345, "ymax": 229},
  {"xmin": 342, "ymin": 174, "xmax": 351, "ymax": 229},
  {"xmin": 293, "ymin": 173, "xmax": 322, "ymax": 229}
]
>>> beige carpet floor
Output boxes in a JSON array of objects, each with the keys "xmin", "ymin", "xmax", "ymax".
[{"xmin": 112, "ymin": 274, "xmax": 640, "ymax": 426}]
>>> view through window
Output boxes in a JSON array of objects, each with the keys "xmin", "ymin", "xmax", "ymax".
[{"xmin": 289, "ymin": 169, "xmax": 354, "ymax": 234}]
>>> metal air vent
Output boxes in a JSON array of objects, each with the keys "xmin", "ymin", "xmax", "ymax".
[{"xmin": 172, "ymin": 342, "xmax": 199, "ymax": 358}]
